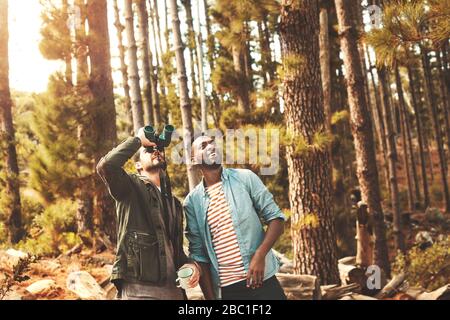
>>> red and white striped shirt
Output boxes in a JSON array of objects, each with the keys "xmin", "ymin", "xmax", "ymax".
[{"xmin": 206, "ymin": 181, "xmax": 247, "ymax": 287}]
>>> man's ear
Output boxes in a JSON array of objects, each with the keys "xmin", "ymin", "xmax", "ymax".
[{"xmin": 135, "ymin": 161, "xmax": 143, "ymax": 172}]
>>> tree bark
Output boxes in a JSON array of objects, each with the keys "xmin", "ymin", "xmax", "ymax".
[
  {"xmin": 135, "ymin": 0, "xmax": 154, "ymax": 125},
  {"xmin": 233, "ymin": 44, "xmax": 251, "ymax": 113},
  {"xmin": 181, "ymin": 0, "xmax": 198, "ymax": 99},
  {"xmin": 435, "ymin": 52, "xmax": 450, "ymax": 156},
  {"xmin": 75, "ymin": 0, "xmax": 94, "ymax": 238},
  {"xmin": 407, "ymin": 65, "xmax": 429, "ymax": 208},
  {"xmin": 123, "ymin": 0, "xmax": 144, "ymax": 133},
  {"xmin": 195, "ymin": 0, "xmax": 207, "ymax": 133},
  {"xmin": 366, "ymin": 47, "xmax": 390, "ymax": 196},
  {"xmin": 378, "ymin": 66, "xmax": 404, "ymax": 252},
  {"xmin": 62, "ymin": 0, "xmax": 73, "ymax": 86},
  {"xmin": 87, "ymin": 0, "xmax": 118, "ymax": 242},
  {"xmin": 168, "ymin": 0, "xmax": 200, "ymax": 191},
  {"xmin": 395, "ymin": 66, "xmax": 414, "ymax": 212},
  {"xmin": 280, "ymin": 0, "xmax": 340, "ymax": 285},
  {"xmin": 0, "ymin": 0, "xmax": 23, "ymax": 244},
  {"xmin": 319, "ymin": 7, "xmax": 332, "ymax": 136},
  {"xmin": 113, "ymin": 0, "xmax": 133, "ymax": 131},
  {"xmin": 421, "ymin": 47, "xmax": 450, "ymax": 213},
  {"xmin": 334, "ymin": 0, "xmax": 391, "ymax": 275}
]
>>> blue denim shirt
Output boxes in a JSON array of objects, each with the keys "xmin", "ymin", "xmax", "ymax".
[{"xmin": 183, "ymin": 168, "xmax": 285, "ymax": 299}]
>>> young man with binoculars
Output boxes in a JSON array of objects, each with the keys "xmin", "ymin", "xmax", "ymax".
[{"xmin": 96, "ymin": 126, "xmax": 200, "ymax": 300}]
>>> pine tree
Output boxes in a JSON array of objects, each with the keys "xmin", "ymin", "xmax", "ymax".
[
  {"xmin": 280, "ymin": 0, "xmax": 340, "ymax": 285},
  {"xmin": 168, "ymin": 0, "xmax": 200, "ymax": 191},
  {"xmin": 124, "ymin": 0, "xmax": 144, "ymax": 133},
  {"xmin": 113, "ymin": 0, "xmax": 133, "ymax": 132},
  {"xmin": 0, "ymin": 0, "xmax": 24, "ymax": 243},
  {"xmin": 335, "ymin": 0, "xmax": 391, "ymax": 273},
  {"xmin": 135, "ymin": 0, "xmax": 154, "ymax": 125},
  {"xmin": 86, "ymin": 0, "xmax": 118, "ymax": 242}
]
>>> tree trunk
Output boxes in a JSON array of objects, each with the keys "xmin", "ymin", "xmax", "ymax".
[
  {"xmin": 113, "ymin": 0, "xmax": 133, "ymax": 131},
  {"xmin": 407, "ymin": 65, "xmax": 429, "ymax": 208},
  {"xmin": 168, "ymin": 0, "xmax": 200, "ymax": 191},
  {"xmin": 87, "ymin": 0, "xmax": 118, "ymax": 242},
  {"xmin": 319, "ymin": 7, "xmax": 332, "ymax": 135},
  {"xmin": 62, "ymin": 0, "xmax": 73, "ymax": 86},
  {"xmin": 0, "ymin": 0, "xmax": 23, "ymax": 244},
  {"xmin": 123, "ymin": 0, "xmax": 144, "ymax": 133},
  {"xmin": 421, "ymin": 47, "xmax": 450, "ymax": 213},
  {"xmin": 75, "ymin": 0, "xmax": 94, "ymax": 239},
  {"xmin": 148, "ymin": 0, "xmax": 162, "ymax": 127},
  {"xmin": 181, "ymin": 0, "xmax": 198, "ymax": 99},
  {"xmin": 280, "ymin": 0, "xmax": 340, "ymax": 285},
  {"xmin": 378, "ymin": 66, "xmax": 404, "ymax": 252},
  {"xmin": 195, "ymin": 0, "xmax": 207, "ymax": 133},
  {"xmin": 203, "ymin": 0, "xmax": 221, "ymax": 127},
  {"xmin": 135, "ymin": 0, "xmax": 154, "ymax": 126},
  {"xmin": 402, "ymin": 76, "xmax": 421, "ymax": 211},
  {"xmin": 232, "ymin": 44, "xmax": 250, "ymax": 113},
  {"xmin": 150, "ymin": 0, "xmax": 164, "ymax": 66},
  {"xmin": 435, "ymin": 52, "xmax": 450, "ymax": 155},
  {"xmin": 334, "ymin": 0, "xmax": 390, "ymax": 275},
  {"xmin": 366, "ymin": 47, "xmax": 390, "ymax": 196},
  {"xmin": 395, "ymin": 66, "xmax": 414, "ymax": 213}
]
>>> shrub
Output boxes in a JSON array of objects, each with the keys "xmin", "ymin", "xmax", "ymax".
[
  {"xmin": 17, "ymin": 199, "xmax": 80, "ymax": 257},
  {"xmin": 392, "ymin": 235, "xmax": 450, "ymax": 291}
]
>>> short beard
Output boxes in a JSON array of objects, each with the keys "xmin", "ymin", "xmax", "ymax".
[{"xmin": 144, "ymin": 161, "xmax": 167, "ymax": 171}]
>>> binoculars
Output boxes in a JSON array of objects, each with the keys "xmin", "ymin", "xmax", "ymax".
[{"xmin": 144, "ymin": 124, "xmax": 175, "ymax": 150}]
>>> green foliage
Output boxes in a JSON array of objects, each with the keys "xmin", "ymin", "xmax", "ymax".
[
  {"xmin": 28, "ymin": 74, "xmax": 85, "ymax": 202},
  {"xmin": 39, "ymin": 0, "xmax": 72, "ymax": 61},
  {"xmin": 0, "ymin": 222, "xmax": 7, "ymax": 246},
  {"xmin": 392, "ymin": 236, "xmax": 450, "ymax": 291},
  {"xmin": 283, "ymin": 128, "xmax": 333, "ymax": 157},
  {"xmin": 331, "ymin": 110, "xmax": 350, "ymax": 125},
  {"xmin": 430, "ymin": 180, "xmax": 444, "ymax": 203},
  {"xmin": 17, "ymin": 199, "xmax": 80, "ymax": 257},
  {"xmin": 366, "ymin": 0, "xmax": 450, "ymax": 68},
  {"xmin": 279, "ymin": 53, "xmax": 306, "ymax": 80}
]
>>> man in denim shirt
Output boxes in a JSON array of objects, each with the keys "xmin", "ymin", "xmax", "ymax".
[{"xmin": 184, "ymin": 135, "xmax": 286, "ymax": 300}]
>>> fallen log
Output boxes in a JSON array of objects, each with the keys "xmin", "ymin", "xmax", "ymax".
[
  {"xmin": 321, "ymin": 283, "xmax": 361, "ymax": 300},
  {"xmin": 340, "ymin": 293, "xmax": 378, "ymax": 300},
  {"xmin": 276, "ymin": 273, "xmax": 321, "ymax": 300},
  {"xmin": 375, "ymin": 273, "xmax": 405, "ymax": 299},
  {"xmin": 416, "ymin": 284, "xmax": 450, "ymax": 300}
]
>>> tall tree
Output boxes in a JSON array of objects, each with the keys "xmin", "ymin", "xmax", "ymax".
[
  {"xmin": 319, "ymin": 5, "xmax": 331, "ymax": 135},
  {"xmin": 75, "ymin": 0, "xmax": 95, "ymax": 238},
  {"xmin": 395, "ymin": 66, "xmax": 415, "ymax": 212},
  {"xmin": 124, "ymin": 0, "xmax": 144, "ymax": 133},
  {"xmin": 0, "ymin": 0, "xmax": 24, "ymax": 243},
  {"xmin": 334, "ymin": 0, "xmax": 390, "ymax": 274},
  {"xmin": 407, "ymin": 64, "xmax": 429, "ymax": 208},
  {"xmin": 87, "ymin": 0, "xmax": 118, "ymax": 242},
  {"xmin": 168, "ymin": 0, "xmax": 200, "ymax": 191},
  {"xmin": 113, "ymin": 0, "xmax": 133, "ymax": 130},
  {"xmin": 421, "ymin": 46, "xmax": 450, "ymax": 212},
  {"xmin": 135, "ymin": 0, "xmax": 154, "ymax": 125},
  {"xmin": 280, "ymin": 0, "xmax": 340, "ymax": 285},
  {"xmin": 195, "ymin": 0, "xmax": 208, "ymax": 132},
  {"xmin": 181, "ymin": 0, "xmax": 198, "ymax": 99}
]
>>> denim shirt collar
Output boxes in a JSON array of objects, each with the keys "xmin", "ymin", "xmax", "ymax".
[{"xmin": 199, "ymin": 166, "xmax": 229, "ymax": 198}]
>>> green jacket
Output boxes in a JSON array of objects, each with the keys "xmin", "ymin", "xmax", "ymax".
[{"xmin": 96, "ymin": 137, "xmax": 188, "ymax": 287}]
